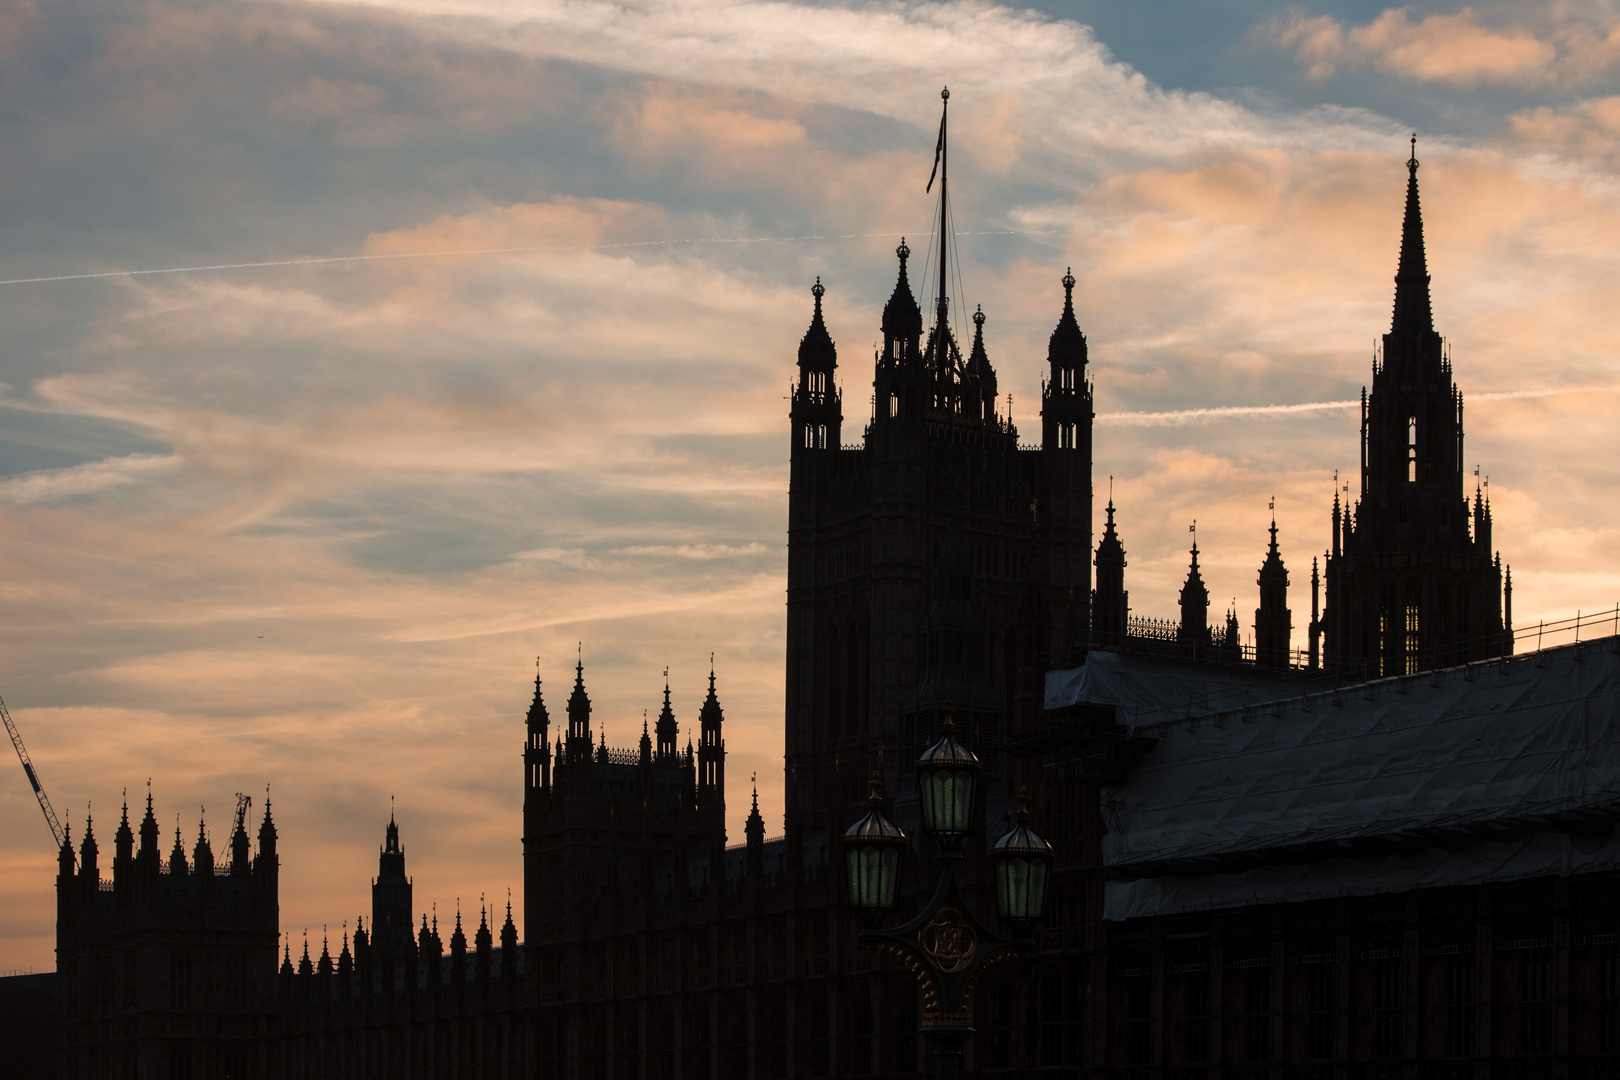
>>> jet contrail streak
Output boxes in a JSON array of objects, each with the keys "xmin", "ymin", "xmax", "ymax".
[
  {"xmin": 1100, "ymin": 400, "xmax": 1359, "ymax": 425},
  {"xmin": 0, "ymin": 230, "xmax": 1059, "ymax": 287},
  {"xmin": 1098, "ymin": 386, "xmax": 1620, "ymax": 426}
]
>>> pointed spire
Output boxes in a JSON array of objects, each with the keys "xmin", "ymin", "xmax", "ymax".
[
  {"xmin": 1179, "ymin": 525, "xmax": 1210, "ymax": 646},
  {"xmin": 115, "ymin": 796, "xmax": 134, "ymax": 864},
  {"xmin": 298, "ymin": 933, "xmax": 313, "ymax": 977},
  {"xmin": 526, "ymin": 664, "xmax": 549, "ymax": 731},
  {"xmin": 169, "ymin": 818, "xmax": 189, "ymax": 876},
  {"xmin": 1048, "ymin": 266, "xmax": 1087, "ymax": 370},
  {"xmin": 881, "ymin": 238, "xmax": 922, "ymax": 341},
  {"xmin": 656, "ymin": 667, "xmax": 678, "ymax": 759},
  {"xmin": 281, "ymin": 939, "xmax": 293, "ymax": 977},
  {"xmin": 799, "ymin": 277, "xmax": 835, "ymax": 363},
  {"xmin": 1390, "ymin": 134, "xmax": 1434, "ymax": 338},
  {"xmin": 193, "ymin": 808, "xmax": 213, "ymax": 874}
]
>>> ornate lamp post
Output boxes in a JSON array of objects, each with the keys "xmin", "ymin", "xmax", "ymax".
[{"xmin": 842, "ymin": 713, "xmax": 1055, "ymax": 1079}]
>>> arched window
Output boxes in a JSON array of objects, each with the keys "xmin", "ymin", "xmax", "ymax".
[
  {"xmin": 889, "ymin": 393, "xmax": 900, "ymax": 419},
  {"xmin": 1404, "ymin": 579, "xmax": 1422, "ymax": 674},
  {"xmin": 1408, "ymin": 416, "xmax": 1418, "ymax": 482}
]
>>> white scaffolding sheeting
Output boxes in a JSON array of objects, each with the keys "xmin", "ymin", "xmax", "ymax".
[{"xmin": 1100, "ymin": 639, "xmax": 1620, "ymax": 917}]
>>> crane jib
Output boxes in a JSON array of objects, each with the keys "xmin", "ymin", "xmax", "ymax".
[{"xmin": 25, "ymin": 761, "xmax": 41, "ymax": 793}]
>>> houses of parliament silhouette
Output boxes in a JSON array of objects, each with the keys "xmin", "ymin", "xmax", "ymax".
[{"xmin": 55, "ymin": 108, "xmax": 1620, "ymax": 1080}]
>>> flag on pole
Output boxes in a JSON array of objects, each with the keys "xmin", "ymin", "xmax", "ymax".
[{"xmin": 926, "ymin": 104, "xmax": 946, "ymax": 193}]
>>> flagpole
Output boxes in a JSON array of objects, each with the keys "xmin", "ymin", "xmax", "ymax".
[{"xmin": 937, "ymin": 87, "xmax": 950, "ymax": 343}]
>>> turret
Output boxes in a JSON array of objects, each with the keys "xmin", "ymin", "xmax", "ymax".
[
  {"xmin": 1040, "ymin": 267, "xmax": 1096, "ymax": 663},
  {"xmin": 697, "ymin": 662, "xmax": 725, "ymax": 815},
  {"xmin": 1041, "ymin": 268, "xmax": 1090, "ymax": 447},
  {"xmin": 525, "ymin": 670, "xmax": 550, "ymax": 800},
  {"xmin": 873, "ymin": 240, "xmax": 925, "ymax": 429},
  {"xmin": 1255, "ymin": 511, "xmax": 1292, "ymax": 669},
  {"xmin": 566, "ymin": 655, "xmax": 592, "ymax": 766},
  {"xmin": 372, "ymin": 810, "xmax": 413, "ymax": 953},
  {"xmin": 138, "ymin": 789, "xmax": 161, "ymax": 884},
  {"xmin": 193, "ymin": 812, "xmax": 213, "ymax": 877},
  {"xmin": 1092, "ymin": 497, "xmax": 1127, "ymax": 646},
  {"xmin": 169, "ymin": 821, "xmax": 189, "ymax": 877},
  {"xmin": 500, "ymin": 900, "xmax": 518, "ymax": 987},
  {"xmin": 228, "ymin": 799, "xmax": 251, "ymax": 875},
  {"xmin": 474, "ymin": 903, "xmax": 493, "ymax": 985},
  {"xmin": 255, "ymin": 797, "xmax": 278, "ymax": 890},
  {"xmin": 655, "ymin": 673, "xmax": 677, "ymax": 762},
  {"xmin": 78, "ymin": 814, "xmax": 98, "ymax": 901},
  {"xmin": 791, "ymin": 278, "xmax": 841, "ymax": 452},
  {"xmin": 745, "ymin": 780, "xmax": 765, "ymax": 878},
  {"xmin": 449, "ymin": 906, "xmax": 468, "ymax": 993},
  {"xmin": 962, "ymin": 306, "xmax": 999, "ymax": 423},
  {"xmin": 113, "ymin": 799, "xmax": 134, "ymax": 893},
  {"xmin": 1178, "ymin": 535, "xmax": 1211, "ymax": 648}
]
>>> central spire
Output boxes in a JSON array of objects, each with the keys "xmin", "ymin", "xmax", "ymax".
[{"xmin": 1391, "ymin": 134, "xmax": 1434, "ymax": 338}]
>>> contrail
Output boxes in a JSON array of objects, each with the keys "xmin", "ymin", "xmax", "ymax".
[
  {"xmin": 1100, "ymin": 400, "xmax": 1358, "ymax": 426},
  {"xmin": 0, "ymin": 229, "xmax": 1058, "ymax": 287},
  {"xmin": 1098, "ymin": 385, "xmax": 1620, "ymax": 426}
]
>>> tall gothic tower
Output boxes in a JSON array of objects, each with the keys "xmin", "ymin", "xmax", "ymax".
[
  {"xmin": 782, "ymin": 90, "xmax": 1093, "ymax": 845},
  {"xmin": 1319, "ymin": 141, "xmax": 1509, "ymax": 675},
  {"xmin": 1255, "ymin": 513, "xmax": 1291, "ymax": 668}
]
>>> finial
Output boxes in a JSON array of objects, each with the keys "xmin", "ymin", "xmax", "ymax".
[
  {"xmin": 867, "ymin": 770, "xmax": 886, "ymax": 807},
  {"xmin": 1062, "ymin": 266, "xmax": 1075, "ymax": 295},
  {"xmin": 941, "ymin": 85, "xmax": 949, "ymax": 102},
  {"xmin": 1409, "ymin": 133, "xmax": 1418, "ymax": 173},
  {"xmin": 940, "ymin": 704, "xmax": 955, "ymax": 736},
  {"xmin": 1015, "ymin": 785, "xmax": 1031, "ymax": 823},
  {"xmin": 896, "ymin": 237, "xmax": 909, "ymax": 263},
  {"xmin": 812, "ymin": 276, "xmax": 824, "ymax": 301},
  {"xmin": 973, "ymin": 304, "xmax": 985, "ymax": 329}
]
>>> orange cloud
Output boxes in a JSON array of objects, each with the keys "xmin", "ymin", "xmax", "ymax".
[{"xmin": 1267, "ymin": 6, "xmax": 1569, "ymax": 87}]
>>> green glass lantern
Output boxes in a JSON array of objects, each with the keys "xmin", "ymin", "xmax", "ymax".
[
  {"xmin": 843, "ymin": 773, "xmax": 907, "ymax": 913},
  {"xmin": 915, "ymin": 710, "xmax": 981, "ymax": 844},
  {"xmin": 990, "ymin": 787, "xmax": 1054, "ymax": 929}
]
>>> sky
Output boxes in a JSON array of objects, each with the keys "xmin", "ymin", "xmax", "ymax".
[{"xmin": 2, "ymin": 0, "xmax": 1619, "ymax": 970}]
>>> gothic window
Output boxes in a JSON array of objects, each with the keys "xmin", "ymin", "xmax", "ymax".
[
  {"xmin": 1405, "ymin": 579, "xmax": 1421, "ymax": 674},
  {"xmin": 888, "ymin": 393, "xmax": 899, "ymax": 419},
  {"xmin": 1408, "ymin": 415, "xmax": 1418, "ymax": 482}
]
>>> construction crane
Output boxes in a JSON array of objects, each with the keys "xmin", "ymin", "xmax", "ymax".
[{"xmin": 2, "ymin": 691, "xmax": 71, "ymax": 864}]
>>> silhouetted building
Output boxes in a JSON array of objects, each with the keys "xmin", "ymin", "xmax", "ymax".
[
  {"xmin": 52, "ymin": 134, "xmax": 1620, "ymax": 1080},
  {"xmin": 55, "ymin": 794, "xmax": 280, "ymax": 1079},
  {"xmin": 1314, "ymin": 139, "xmax": 1510, "ymax": 676}
]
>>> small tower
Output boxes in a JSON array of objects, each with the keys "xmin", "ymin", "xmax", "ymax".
[
  {"xmin": 790, "ymin": 278, "xmax": 841, "ymax": 452},
  {"xmin": 1178, "ymin": 533, "xmax": 1211, "ymax": 648},
  {"xmin": 697, "ymin": 661, "xmax": 725, "ymax": 816},
  {"xmin": 1092, "ymin": 495, "xmax": 1127, "ymax": 646},
  {"xmin": 872, "ymin": 240, "xmax": 925, "ymax": 428},
  {"xmin": 1255, "ymin": 510, "xmax": 1293, "ymax": 669},
  {"xmin": 372, "ymin": 809, "xmax": 413, "ymax": 954},
  {"xmin": 656, "ymin": 673, "xmax": 678, "ymax": 762},
  {"xmin": 525, "ymin": 668, "xmax": 549, "ymax": 802},
  {"xmin": 566, "ymin": 654, "xmax": 592, "ymax": 766},
  {"xmin": 1040, "ymin": 267, "xmax": 1096, "ymax": 664},
  {"xmin": 745, "ymin": 779, "xmax": 766, "ymax": 881},
  {"xmin": 962, "ymin": 306, "xmax": 999, "ymax": 423}
]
